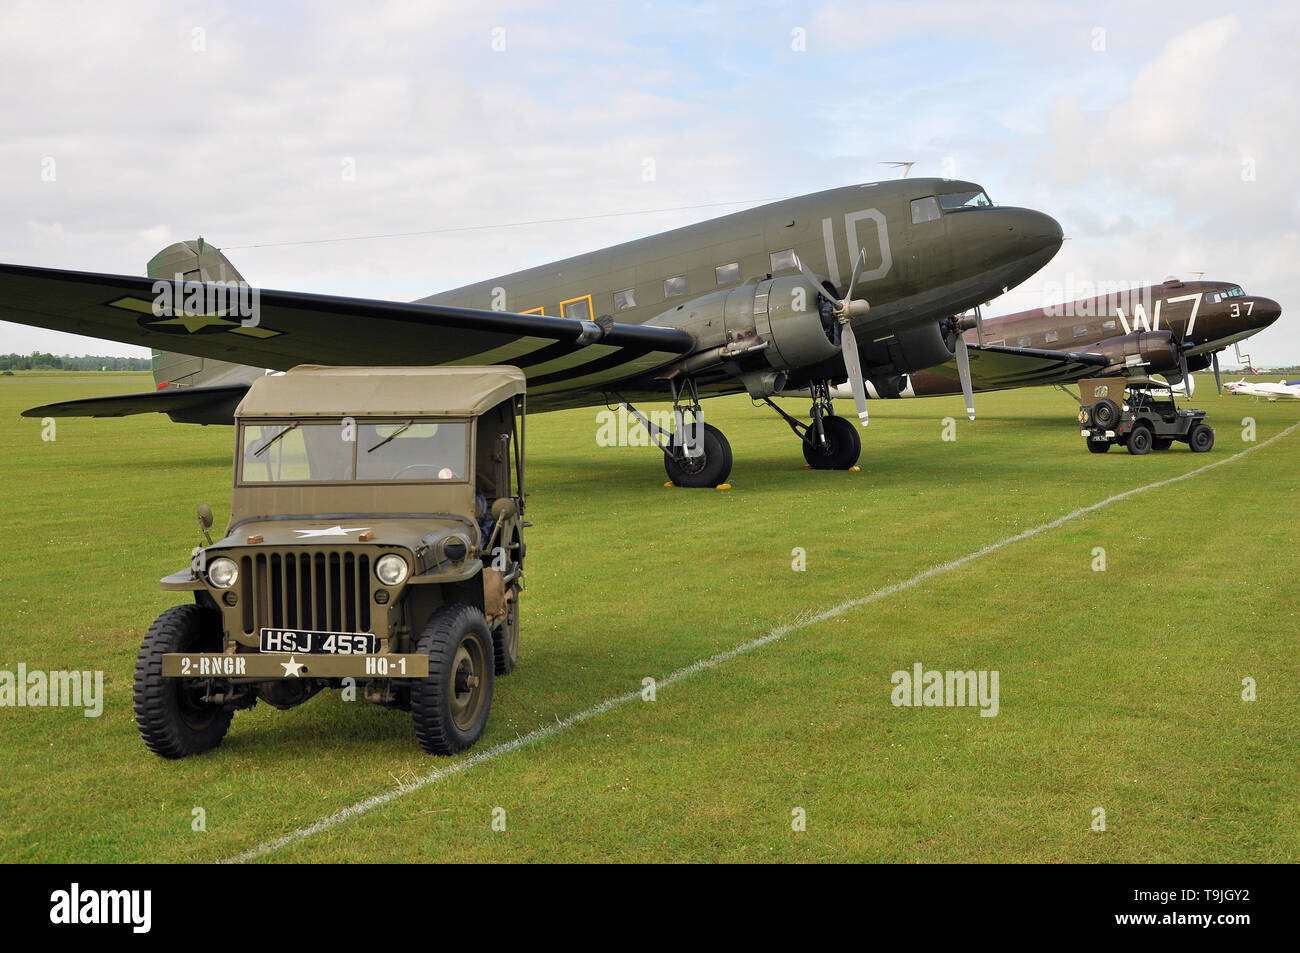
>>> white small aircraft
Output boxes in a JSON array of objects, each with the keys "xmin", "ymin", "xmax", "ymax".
[{"xmin": 1223, "ymin": 378, "xmax": 1300, "ymax": 400}]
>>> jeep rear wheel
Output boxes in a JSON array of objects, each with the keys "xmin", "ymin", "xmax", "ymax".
[
  {"xmin": 1126, "ymin": 423, "xmax": 1154, "ymax": 455},
  {"xmin": 494, "ymin": 586, "xmax": 519, "ymax": 676},
  {"xmin": 1086, "ymin": 438, "xmax": 1111, "ymax": 453},
  {"xmin": 411, "ymin": 604, "xmax": 494, "ymax": 754},
  {"xmin": 133, "ymin": 604, "xmax": 233, "ymax": 759}
]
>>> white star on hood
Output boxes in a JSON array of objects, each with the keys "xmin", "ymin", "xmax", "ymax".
[{"xmin": 292, "ymin": 526, "xmax": 371, "ymax": 538}]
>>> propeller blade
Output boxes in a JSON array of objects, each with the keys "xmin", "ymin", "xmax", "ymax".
[
  {"xmin": 955, "ymin": 334, "xmax": 976, "ymax": 421},
  {"xmin": 794, "ymin": 254, "xmax": 829, "ymax": 301},
  {"xmin": 839, "ymin": 321, "xmax": 870, "ymax": 427},
  {"xmin": 845, "ymin": 247, "xmax": 867, "ymax": 297},
  {"xmin": 974, "ymin": 306, "xmax": 985, "ymax": 346},
  {"xmin": 1212, "ymin": 351, "xmax": 1223, "ymax": 394},
  {"xmin": 1177, "ymin": 346, "xmax": 1189, "ymax": 394}
]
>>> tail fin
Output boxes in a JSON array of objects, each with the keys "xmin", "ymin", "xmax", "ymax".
[{"xmin": 146, "ymin": 238, "xmax": 254, "ymax": 390}]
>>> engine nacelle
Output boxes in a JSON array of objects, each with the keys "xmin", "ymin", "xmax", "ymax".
[
  {"xmin": 855, "ymin": 321, "xmax": 955, "ymax": 376},
  {"xmin": 759, "ymin": 276, "xmax": 843, "ymax": 370},
  {"xmin": 1092, "ymin": 330, "xmax": 1179, "ymax": 373}
]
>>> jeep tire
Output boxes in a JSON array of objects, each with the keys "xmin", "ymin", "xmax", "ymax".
[
  {"xmin": 1126, "ymin": 422, "xmax": 1154, "ymax": 455},
  {"xmin": 494, "ymin": 585, "xmax": 519, "ymax": 676},
  {"xmin": 411, "ymin": 604, "xmax": 495, "ymax": 754},
  {"xmin": 1189, "ymin": 423, "xmax": 1215, "ymax": 453},
  {"xmin": 134, "ymin": 604, "xmax": 233, "ymax": 759}
]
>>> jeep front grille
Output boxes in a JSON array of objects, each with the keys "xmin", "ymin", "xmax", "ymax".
[{"xmin": 237, "ymin": 550, "xmax": 372, "ymax": 635}]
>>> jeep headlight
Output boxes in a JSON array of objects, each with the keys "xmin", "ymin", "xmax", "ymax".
[
  {"xmin": 375, "ymin": 553, "xmax": 409, "ymax": 586},
  {"xmin": 208, "ymin": 557, "xmax": 239, "ymax": 589}
]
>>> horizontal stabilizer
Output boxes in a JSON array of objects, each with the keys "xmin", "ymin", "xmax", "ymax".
[{"xmin": 22, "ymin": 383, "xmax": 250, "ymax": 425}]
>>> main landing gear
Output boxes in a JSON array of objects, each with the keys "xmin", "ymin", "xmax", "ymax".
[
  {"xmin": 614, "ymin": 378, "xmax": 734, "ymax": 488},
  {"xmin": 761, "ymin": 380, "xmax": 862, "ymax": 470}
]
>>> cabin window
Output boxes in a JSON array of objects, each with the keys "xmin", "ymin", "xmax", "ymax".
[
  {"xmin": 715, "ymin": 262, "xmax": 740, "ymax": 285},
  {"xmin": 1073, "ymin": 324, "xmax": 1088, "ymax": 338},
  {"xmin": 1017, "ymin": 335, "xmax": 1031, "ymax": 348},
  {"xmin": 613, "ymin": 289, "xmax": 637, "ymax": 312},
  {"xmin": 1206, "ymin": 293, "xmax": 1219, "ymax": 304},
  {"xmin": 910, "ymin": 196, "xmax": 941, "ymax": 224},
  {"xmin": 769, "ymin": 249, "xmax": 797, "ymax": 273},
  {"xmin": 664, "ymin": 275, "xmax": 687, "ymax": 298},
  {"xmin": 560, "ymin": 294, "xmax": 593, "ymax": 320},
  {"xmin": 1101, "ymin": 319, "xmax": 1117, "ymax": 331},
  {"xmin": 938, "ymin": 190, "xmax": 993, "ymax": 210},
  {"xmin": 1044, "ymin": 329, "xmax": 1060, "ymax": 344}
]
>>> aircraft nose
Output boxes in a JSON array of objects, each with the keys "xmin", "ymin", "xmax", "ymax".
[
  {"xmin": 1012, "ymin": 208, "xmax": 1064, "ymax": 255},
  {"xmin": 1248, "ymin": 296, "xmax": 1282, "ymax": 329}
]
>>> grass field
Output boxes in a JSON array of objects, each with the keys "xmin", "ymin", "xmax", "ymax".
[{"xmin": 0, "ymin": 370, "xmax": 1296, "ymax": 863}]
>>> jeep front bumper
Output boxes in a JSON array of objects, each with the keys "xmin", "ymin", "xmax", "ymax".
[{"xmin": 161, "ymin": 652, "xmax": 430, "ymax": 679}]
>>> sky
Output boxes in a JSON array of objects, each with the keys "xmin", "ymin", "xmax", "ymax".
[{"xmin": 2, "ymin": 0, "xmax": 1297, "ymax": 366}]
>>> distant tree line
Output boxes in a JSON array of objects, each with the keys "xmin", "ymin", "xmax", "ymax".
[{"xmin": 0, "ymin": 352, "xmax": 152, "ymax": 371}]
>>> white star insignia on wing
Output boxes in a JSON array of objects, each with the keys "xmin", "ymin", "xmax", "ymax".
[
  {"xmin": 281, "ymin": 655, "xmax": 305, "ymax": 677},
  {"xmin": 292, "ymin": 525, "xmax": 371, "ymax": 538}
]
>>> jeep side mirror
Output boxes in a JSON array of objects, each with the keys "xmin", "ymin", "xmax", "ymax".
[{"xmin": 197, "ymin": 503, "xmax": 214, "ymax": 546}]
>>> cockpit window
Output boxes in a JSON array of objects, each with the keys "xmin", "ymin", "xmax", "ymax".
[
  {"xmin": 1222, "ymin": 286, "xmax": 1245, "ymax": 298},
  {"xmin": 938, "ymin": 190, "xmax": 993, "ymax": 210},
  {"xmin": 910, "ymin": 196, "xmax": 941, "ymax": 224}
]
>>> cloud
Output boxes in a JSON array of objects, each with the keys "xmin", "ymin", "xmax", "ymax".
[{"xmin": 0, "ymin": 1, "xmax": 1296, "ymax": 364}]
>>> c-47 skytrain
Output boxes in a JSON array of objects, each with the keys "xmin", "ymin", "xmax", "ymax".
[{"xmin": 4, "ymin": 177, "xmax": 1276, "ymax": 485}]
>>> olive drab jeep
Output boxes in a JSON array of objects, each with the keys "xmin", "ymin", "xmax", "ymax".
[
  {"xmin": 132, "ymin": 366, "xmax": 528, "ymax": 757},
  {"xmin": 1076, "ymin": 377, "xmax": 1214, "ymax": 455}
]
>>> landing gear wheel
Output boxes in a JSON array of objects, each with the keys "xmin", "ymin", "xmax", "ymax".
[
  {"xmin": 1126, "ymin": 423, "xmax": 1154, "ymax": 455},
  {"xmin": 802, "ymin": 414, "xmax": 862, "ymax": 469},
  {"xmin": 1092, "ymin": 399, "xmax": 1121, "ymax": 429},
  {"xmin": 133, "ymin": 604, "xmax": 233, "ymax": 759},
  {"xmin": 1152, "ymin": 437, "xmax": 1174, "ymax": 451},
  {"xmin": 493, "ymin": 586, "xmax": 519, "ymax": 676},
  {"xmin": 1188, "ymin": 423, "xmax": 1215, "ymax": 453},
  {"xmin": 664, "ymin": 422, "xmax": 733, "ymax": 488},
  {"xmin": 1087, "ymin": 439, "xmax": 1111, "ymax": 453},
  {"xmin": 411, "ymin": 604, "xmax": 494, "ymax": 754}
]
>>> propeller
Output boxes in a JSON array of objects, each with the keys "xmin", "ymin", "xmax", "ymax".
[
  {"xmin": 1211, "ymin": 350, "xmax": 1223, "ymax": 394},
  {"xmin": 947, "ymin": 313, "xmax": 979, "ymax": 421},
  {"xmin": 796, "ymin": 249, "xmax": 872, "ymax": 428}
]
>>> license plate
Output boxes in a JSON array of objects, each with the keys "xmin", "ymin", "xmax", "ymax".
[{"xmin": 259, "ymin": 628, "xmax": 377, "ymax": 655}]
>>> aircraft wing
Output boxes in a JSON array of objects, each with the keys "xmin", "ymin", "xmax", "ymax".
[
  {"xmin": 0, "ymin": 263, "xmax": 696, "ymax": 383},
  {"xmin": 22, "ymin": 383, "xmax": 251, "ymax": 425},
  {"xmin": 927, "ymin": 342, "xmax": 1112, "ymax": 391}
]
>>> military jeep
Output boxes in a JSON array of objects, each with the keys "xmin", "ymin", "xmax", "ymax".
[
  {"xmin": 133, "ymin": 365, "xmax": 527, "ymax": 758},
  {"xmin": 1076, "ymin": 377, "xmax": 1214, "ymax": 455}
]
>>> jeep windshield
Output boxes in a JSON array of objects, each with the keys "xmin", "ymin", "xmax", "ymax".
[{"xmin": 239, "ymin": 420, "xmax": 469, "ymax": 484}]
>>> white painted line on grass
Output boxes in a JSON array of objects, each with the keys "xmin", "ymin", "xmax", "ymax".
[{"xmin": 223, "ymin": 422, "xmax": 1297, "ymax": 863}]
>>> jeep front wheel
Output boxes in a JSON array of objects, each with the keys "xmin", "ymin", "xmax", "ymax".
[
  {"xmin": 411, "ymin": 604, "xmax": 495, "ymax": 754},
  {"xmin": 133, "ymin": 604, "xmax": 233, "ymax": 759}
]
